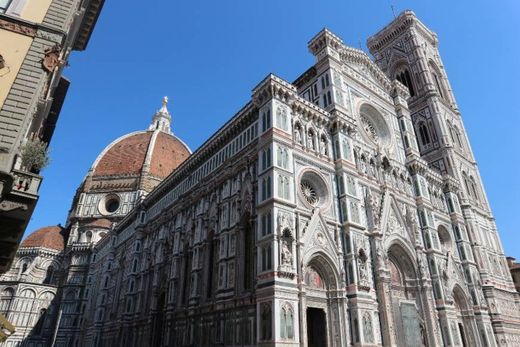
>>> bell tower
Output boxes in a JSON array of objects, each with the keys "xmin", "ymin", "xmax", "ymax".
[
  {"xmin": 368, "ymin": 11, "xmax": 520, "ymax": 346},
  {"xmin": 367, "ymin": 10, "xmax": 492, "ymax": 213},
  {"xmin": 367, "ymin": 10, "xmax": 465, "ymax": 172}
]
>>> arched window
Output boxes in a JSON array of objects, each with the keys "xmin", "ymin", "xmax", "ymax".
[
  {"xmin": 21, "ymin": 261, "xmax": 29, "ymax": 274},
  {"xmin": 454, "ymin": 125, "xmax": 464, "ymax": 149},
  {"xmin": 44, "ymin": 265, "xmax": 55, "ymax": 284},
  {"xmin": 429, "ymin": 62, "xmax": 446, "ymax": 99},
  {"xmin": 418, "ymin": 122, "xmax": 431, "ymax": 145},
  {"xmin": 395, "ymin": 67, "xmax": 416, "ymax": 97},
  {"xmin": 437, "ymin": 225, "xmax": 452, "ymax": 253},
  {"xmin": 462, "ymin": 172, "xmax": 474, "ymax": 200},
  {"xmin": 470, "ymin": 176, "xmax": 480, "ymax": 202},
  {"xmin": 280, "ymin": 303, "xmax": 294, "ymax": 339},
  {"xmin": 260, "ymin": 303, "xmax": 272, "ymax": 340},
  {"xmin": 0, "ymin": 288, "xmax": 14, "ymax": 313},
  {"xmin": 86, "ymin": 231, "xmax": 92, "ymax": 243}
]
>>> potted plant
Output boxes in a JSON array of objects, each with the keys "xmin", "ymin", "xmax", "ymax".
[{"xmin": 20, "ymin": 139, "xmax": 50, "ymax": 174}]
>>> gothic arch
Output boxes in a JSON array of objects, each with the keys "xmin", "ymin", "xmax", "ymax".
[
  {"xmin": 387, "ymin": 241, "xmax": 418, "ymax": 281},
  {"xmin": 452, "ymin": 285, "xmax": 471, "ymax": 312},
  {"xmin": 20, "ymin": 288, "xmax": 36, "ymax": 298},
  {"xmin": 451, "ymin": 285, "xmax": 478, "ymax": 347},
  {"xmin": 437, "ymin": 224, "xmax": 453, "ymax": 253},
  {"xmin": 304, "ymin": 252, "xmax": 341, "ymax": 291},
  {"xmin": 428, "ymin": 60, "xmax": 448, "ymax": 99},
  {"xmin": 390, "ymin": 59, "xmax": 416, "ymax": 97}
]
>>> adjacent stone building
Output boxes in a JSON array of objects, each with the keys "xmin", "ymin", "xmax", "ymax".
[
  {"xmin": 0, "ymin": 0, "xmax": 104, "ymax": 274},
  {"xmin": 506, "ymin": 257, "xmax": 520, "ymax": 293},
  {"xmin": 2, "ymin": 10, "xmax": 520, "ymax": 347},
  {"xmin": 0, "ymin": 225, "xmax": 65, "ymax": 346}
]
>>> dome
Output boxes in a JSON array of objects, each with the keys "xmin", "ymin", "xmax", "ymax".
[
  {"xmin": 21, "ymin": 226, "xmax": 66, "ymax": 251},
  {"xmin": 90, "ymin": 97, "xmax": 191, "ymax": 179}
]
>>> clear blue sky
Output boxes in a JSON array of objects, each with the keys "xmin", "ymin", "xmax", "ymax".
[{"xmin": 26, "ymin": 1, "xmax": 520, "ymax": 259}]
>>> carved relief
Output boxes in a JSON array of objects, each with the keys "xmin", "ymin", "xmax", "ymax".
[{"xmin": 0, "ymin": 18, "xmax": 36, "ymax": 37}]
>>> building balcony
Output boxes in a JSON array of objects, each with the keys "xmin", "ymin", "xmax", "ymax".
[
  {"xmin": 0, "ymin": 169, "xmax": 43, "ymax": 275},
  {"xmin": 11, "ymin": 169, "xmax": 42, "ymax": 198}
]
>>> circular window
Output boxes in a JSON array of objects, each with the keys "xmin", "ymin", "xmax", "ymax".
[
  {"xmin": 301, "ymin": 180, "xmax": 319, "ymax": 205},
  {"xmin": 105, "ymin": 198, "xmax": 120, "ymax": 213},
  {"xmin": 98, "ymin": 194, "xmax": 120, "ymax": 215},
  {"xmin": 298, "ymin": 170, "xmax": 330, "ymax": 210},
  {"xmin": 358, "ymin": 104, "xmax": 391, "ymax": 148}
]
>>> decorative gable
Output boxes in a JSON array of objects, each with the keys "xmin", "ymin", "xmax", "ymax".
[{"xmin": 300, "ymin": 209, "xmax": 340, "ymax": 271}]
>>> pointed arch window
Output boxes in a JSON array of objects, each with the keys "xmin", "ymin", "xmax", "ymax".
[
  {"xmin": 395, "ymin": 68, "xmax": 416, "ymax": 97},
  {"xmin": 418, "ymin": 122, "xmax": 431, "ymax": 146},
  {"xmin": 260, "ymin": 303, "xmax": 272, "ymax": 340},
  {"xmin": 429, "ymin": 62, "xmax": 447, "ymax": 99},
  {"xmin": 470, "ymin": 176, "xmax": 480, "ymax": 202},
  {"xmin": 280, "ymin": 303, "xmax": 294, "ymax": 339},
  {"xmin": 43, "ymin": 265, "xmax": 55, "ymax": 284}
]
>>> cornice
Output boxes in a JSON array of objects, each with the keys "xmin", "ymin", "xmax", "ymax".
[
  {"xmin": 367, "ymin": 10, "xmax": 438, "ymax": 53},
  {"xmin": 339, "ymin": 45, "xmax": 393, "ymax": 92}
]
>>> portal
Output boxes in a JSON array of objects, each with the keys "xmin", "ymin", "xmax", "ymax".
[{"xmin": 307, "ymin": 307, "xmax": 327, "ymax": 347}]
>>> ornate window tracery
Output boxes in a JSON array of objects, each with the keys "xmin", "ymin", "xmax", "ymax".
[
  {"xmin": 300, "ymin": 180, "xmax": 318, "ymax": 206},
  {"xmin": 298, "ymin": 170, "xmax": 330, "ymax": 210},
  {"xmin": 395, "ymin": 66, "xmax": 416, "ymax": 97},
  {"xmin": 280, "ymin": 303, "xmax": 294, "ymax": 339}
]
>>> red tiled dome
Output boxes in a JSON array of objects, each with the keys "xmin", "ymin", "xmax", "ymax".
[
  {"xmin": 91, "ymin": 131, "xmax": 190, "ymax": 179},
  {"xmin": 21, "ymin": 226, "xmax": 66, "ymax": 251}
]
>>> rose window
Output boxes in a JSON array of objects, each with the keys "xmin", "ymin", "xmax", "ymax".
[
  {"xmin": 300, "ymin": 180, "xmax": 319, "ymax": 206},
  {"xmin": 358, "ymin": 104, "xmax": 391, "ymax": 148},
  {"xmin": 360, "ymin": 114, "xmax": 379, "ymax": 143},
  {"xmin": 298, "ymin": 170, "xmax": 330, "ymax": 210}
]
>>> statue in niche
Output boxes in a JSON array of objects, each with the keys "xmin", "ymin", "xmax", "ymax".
[
  {"xmin": 375, "ymin": 243, "xmax": 386, "ymax": 268},
  {"xmin": 308, "ymin": 131, "xmax": 315, "ymax": 150},
  {"xmin": 417, "ymin": 254, "xmax": 427, "ymax": 277},
  {"xmin": 281, "ymin": 238, "xmax": 292, "ymax": 266},
  {"xmin": 295, "ymin": 126, "xmax": 302, "ymax": 144},
  {"xmin": 358, "ymin": 248, "xmax": 369, "ymax": 287},
  {"xmin": 320, "ymin": 136, "xmax": 327, "ymax": 155},
  {"xmin": 365, "ymin": 189, "xmax": 381, "ymax": 227}
]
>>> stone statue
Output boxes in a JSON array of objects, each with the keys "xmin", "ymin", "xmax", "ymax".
[
  {"xmin": 281, "ymin": 239, "xmax": 292, "ymax": 266},
  {"xmin": 295, "ymin": 128, "xmax": 302, "ymax": 144},
  {"xmin": 320, "ymin": 137, "xmax": 326, "ymax": 155}
]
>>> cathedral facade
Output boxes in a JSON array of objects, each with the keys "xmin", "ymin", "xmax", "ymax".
[{"xmin": 1, "ymin": 10, "xmax": 520, "ymax": 347}]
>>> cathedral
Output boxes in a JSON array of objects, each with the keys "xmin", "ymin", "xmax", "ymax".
[{"xmin": 1, "ymin": 10, "xmax": 520, "ymax": 347}]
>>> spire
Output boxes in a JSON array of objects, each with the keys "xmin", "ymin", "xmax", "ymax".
[{"xmin": 149, "ymin": 96, "xmax": 172, "ymax": 134}]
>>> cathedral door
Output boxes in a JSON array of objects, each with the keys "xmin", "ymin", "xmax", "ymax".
[
  {"xmin": 400, "ymin": 302, "xmax": 423, "ymax": 346},
  {"xmin": 458, "ymin": 322, "xmax": 468, "ymax": 347},
  {"xmin": 387, "ymin": 244, "xmax": 428, "ymax": 347},
  {"xmin": 307, "ymin": 307, "xmax": 327, "ymax": 347}
]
